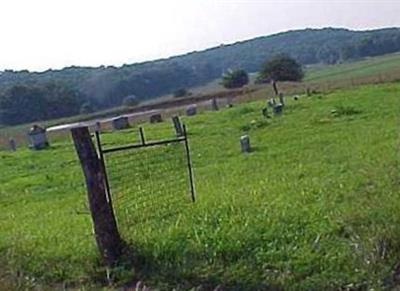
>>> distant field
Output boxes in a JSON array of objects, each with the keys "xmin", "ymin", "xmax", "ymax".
[
  {"xmin": 1, "ymin": 82, "xmax": 400, "ymax": 289},
  {"xmin": 189, "ymin": 53, "xmax": 400, "ymax": 93},
  {"xmin": 305, "ymin": 53, "xmax": 400, "ymax": 82}
]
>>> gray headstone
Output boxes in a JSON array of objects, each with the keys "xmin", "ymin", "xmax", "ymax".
[
  {"xmin": 171, "ymin": 116, "xmax": 183, "ymax": 137},
  {"xmin": 150, "ymin": 113, "xmax": 163, "ymax": 123},
  {"xmin": 278, "ymin": 93, "xmax": 285, "ymax": 106},
  {"xmin": 186, "ymin": 105, "xmax": 197, "ymax": 116},
  {"xmin": 9, "ymin": 138, "xmax": 16, "ymax": 152},
  {"xmin": 28, "ymin": 125, "xmax": 49, "ymax": 150},
  {"xmin": 240, "ymin": 135, "xmax": 251, "ymax": 153},
  {"xmin": 273, "ymin": 103, "xmax": 283, "ymax": 114},
  {"xmin": 112, "ymin": 116, "xmax": 130, "ymax": 130},
  {"xmin": 267, "ymin": 98, "xmax": 276, "ymax": 108},
  {"xmin": 211, "ymin": 98, "xmax": 219, "ymax": 111}
]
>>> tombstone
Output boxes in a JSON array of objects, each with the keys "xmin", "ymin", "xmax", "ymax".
[
  {"xmin": 150, "ymin": 113, "xmax": 162, "ymax": 123},
  {"xmin": 211, "ymin": 98, "xmax": 219, "ymax": 111},
  {"xmin": 28, "ymin": 125, "xmax": 49, "ymax": 150},
  {"xmin": 267, "ymin": 98, "xmax": 276, "ymax": 108},
  {"xmin": 171, "ymin": 116, "xmax": 183, "ymax": 137},
  {"xmin": 186, "ymin": 105, "xmax": 197, "ymax": 116},
  {"xmin": 278, "ymin": 93, "xmax": 285, "ymax": 106},
  {"xmin": 112, "ymin": 116, "xmax": 129, "ymax": 130},
  {"xmin": 240, "ymin": 135, "xmax": 251, "ymax": 153},
  {"xmin": 273, "ymin": 103, "xmax": 283, "ymax": 114},
  {"xmin": 9, "ymin": 138, "xmax": 16, "ymax": 152}
]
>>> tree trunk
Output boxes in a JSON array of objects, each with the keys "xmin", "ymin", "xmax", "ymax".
[{"xmin": 272, "ymin": 80, "xmax": 279, "ymax": 96}]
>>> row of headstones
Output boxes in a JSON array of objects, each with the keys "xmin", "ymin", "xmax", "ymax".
[
  {"xmin": 263, "ymin": 93, "xmax": 285, "ymax": 118},
  {"xmin": 111, "ymin": 97, "xmax": 231, "ymax": 131},
  {"xmin": 249, "ymin": 93, "xmax": 303, "ymax": 153},
  {"xmin": 7, "ymin": 124, "xmax": 50, "ymax": 152},
  {"xmin": 110, "ymin": 110, "xmax": 192, "ymax": 131},
  {"xmin": 6, "ymin": 97, "xmax": 232, "ymax": 151}
]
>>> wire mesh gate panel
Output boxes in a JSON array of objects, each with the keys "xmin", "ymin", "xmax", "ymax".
[{"xmin": 94, "ymin": 125, "xmax": 195, "ymax": 240}]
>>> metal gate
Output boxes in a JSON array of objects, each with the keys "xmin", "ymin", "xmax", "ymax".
[{"xmin": 93, "ymin": 123, "xmax": 195, "ymax": 237}]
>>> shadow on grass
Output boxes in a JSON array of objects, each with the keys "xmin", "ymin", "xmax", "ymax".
[{"xmin": 113, "ymin": 244, "xmax": 282, "ymax": 291}]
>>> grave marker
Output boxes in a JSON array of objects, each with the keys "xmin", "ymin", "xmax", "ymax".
[
  {"xmin": 274, "ymin": 103, "xmax": 283, "ymax": 114},
  {"xmin": 150, "ymin": 113, "xmax": 163, "ymax": 123},
  {"xmin": 211, "ymin": 98, "xmax": 219, "ymax": 111},
  {"xmin": 186, "ymin": 105, "xmax": 197, "ymax": 116},
  {"xmin": 28, "ymin": 125, "xmax": 49, "ymax": 150},
  {"xmin": 112, "ymin": 117, "xmax": 129, "ymax": 130},
  {"xmin": 240, "ymin": 135, "xmax": 251, "ymax": 153},
  {"xmin": 279, "ymin": 93, "xmax": 285, "ymax": 106},
  {"xmin": 9, "ymin": 138, "xmax": 16, "ymax": 151}
]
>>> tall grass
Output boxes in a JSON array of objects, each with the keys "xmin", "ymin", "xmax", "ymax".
[{"xmin": 1, "ymin": 83, "xmax": 400, "ymax": 289}]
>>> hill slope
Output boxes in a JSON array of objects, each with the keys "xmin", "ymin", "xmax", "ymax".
[{"xmin": 2, "ymin": 27, "xmax": 400, "ymax": 125}]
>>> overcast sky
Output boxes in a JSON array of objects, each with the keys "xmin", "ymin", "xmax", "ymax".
[{"xmin": 0, "ymin": 0, "xmax": 399, "ymax": 72}]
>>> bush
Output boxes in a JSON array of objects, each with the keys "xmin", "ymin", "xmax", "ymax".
[{"xmin": 222, "ymin": 69, "xmax": 249, "ymax": 89}]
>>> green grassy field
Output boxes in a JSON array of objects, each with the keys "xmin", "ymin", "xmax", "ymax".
[
  {"xmin": 1, "ymin": 81, "xmax": 400, "ymax": 290},
  {"xmin": 305, "ymin": 53, "xmax": 400, "ymax": 82}
]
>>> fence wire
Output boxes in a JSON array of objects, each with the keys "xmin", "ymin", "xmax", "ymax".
[{"xmin": 101, "ymin": 126, "xmax": 193, "ymax": 238}]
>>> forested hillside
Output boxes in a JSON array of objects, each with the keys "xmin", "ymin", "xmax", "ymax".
[{"xmin": 1, "ymin": 27, "xmax": 400, "ymax": 125}]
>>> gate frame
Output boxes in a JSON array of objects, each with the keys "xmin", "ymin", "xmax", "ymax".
[{"xmin": 94, "ymin": 123, "xmax": 196, "ymax": 208}]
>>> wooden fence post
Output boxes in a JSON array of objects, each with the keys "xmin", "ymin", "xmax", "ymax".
[
  {"xmin": 172, "ymin": 116, "xmax": 184, "ymax": 137},
  {"xmin": 71, "ymin": 126, "xmax": 123, "ymax": 267}
]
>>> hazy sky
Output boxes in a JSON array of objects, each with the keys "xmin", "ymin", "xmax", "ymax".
[{"xmin": 0, "ymin": 0, "xmax": 399, "ymax": 71}]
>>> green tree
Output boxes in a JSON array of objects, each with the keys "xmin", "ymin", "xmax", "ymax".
[
  {"xmin": 259, "ymin": 54, "xmax": 303, "ymax": 95},
  {"xmin": 221, "ymin": 69, "xmax": 249, "ymax": 89},
  {"xmin": 0, "ymin": 85, "xmax": 47, "ymax": 125}
]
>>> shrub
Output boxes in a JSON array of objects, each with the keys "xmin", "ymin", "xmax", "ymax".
[{"xmin": 222, "ymin": 69, "xmax": 249, "ymax": 89}]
